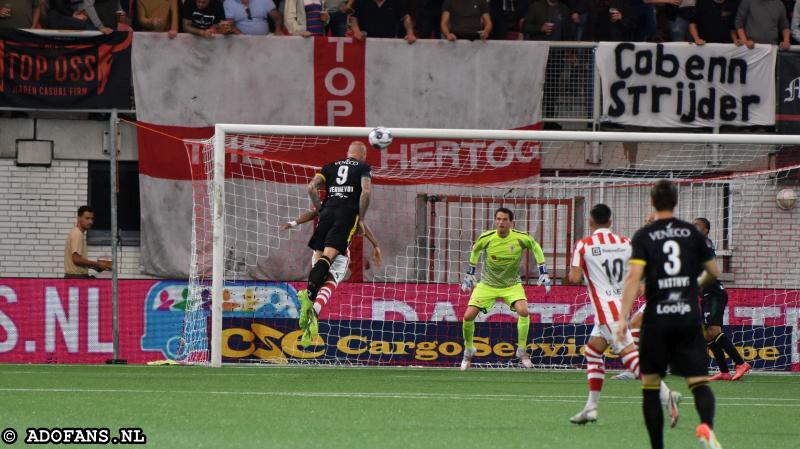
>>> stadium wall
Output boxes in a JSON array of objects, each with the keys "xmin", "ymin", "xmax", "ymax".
[
  {"xmin": 0, "ymin": 125, "xmax": 794, "ymax": 286},
  {"xmin": 0, "ymin": 117, "xmax": 143, "ymax": 279},
  {"xmin": 732, "ymin": 179, "xmax": 800, "ymax": 287}
]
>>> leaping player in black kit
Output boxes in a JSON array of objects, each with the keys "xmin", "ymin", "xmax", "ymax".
[
  {"xmin": 297, "ymin": 141, "xmax": 372, "ymax": 346},
  {"xmin": 616, "ymin": 180, "xmax": 724, "ymax": 449}
]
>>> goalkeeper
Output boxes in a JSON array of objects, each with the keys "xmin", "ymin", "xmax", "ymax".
[{"xmin": 459, "ymin": 207, "xmax": 551, "ymax": 370}]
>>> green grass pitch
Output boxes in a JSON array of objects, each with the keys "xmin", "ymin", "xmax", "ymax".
[{"xmin": 0, "ymin": 365, "xmax": 798, "ymax": 448}]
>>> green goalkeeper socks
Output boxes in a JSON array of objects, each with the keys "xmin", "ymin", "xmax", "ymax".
[
  {"xmin": 463, "ymin": 320, "xmax": 475, "ymax": 348},
  {"xmin": 517, "ymin": 315, "xmax": 530, "ymax": 349}
]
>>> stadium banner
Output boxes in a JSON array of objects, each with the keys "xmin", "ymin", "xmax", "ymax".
[
  {"xmin": 0, "ymin": 279, "xmax": 797, "ymax": 370},
  {"xmin": 221, "ymin": 319, "xmax": 792, "ymax": 370},
  {"xmin": 132, "ymin": 34, "xmax": 548, "ymax": 277},
  {"xmin": 0, "ymin": 30, "xmax": 132, "ymax": 109},
  {"xmin": 776, "ymin": 51, "xmax": 800, "ymax": 134},
  {"xmin": 596, "ymin": 42, "xmax": 776, "ymax": 127}
]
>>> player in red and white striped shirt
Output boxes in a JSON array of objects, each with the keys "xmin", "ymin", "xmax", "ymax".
[
  {"xmin": 568, "ymin": 204, "xmax": 680, "ymax": 427},
  {"xmin": 281, "ymin": 210, "xmax": 382, "ymax": 342}
]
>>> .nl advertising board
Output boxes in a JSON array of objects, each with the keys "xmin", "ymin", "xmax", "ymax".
[{"xmin": 0, "ymin": 279, "xmax": 797, "ymax": 371}]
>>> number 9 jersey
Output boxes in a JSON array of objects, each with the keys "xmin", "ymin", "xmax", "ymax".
[
  {"xmin": 571, "ymin": 228, "xmax": 632, "ymax": 326},
  {"xmin": 319, "ymin": 158, "xmax": 372, "ymax": 211},
  {"xmin": 308, "ymin": 157, "xmax": 372, "ymax": 254}
]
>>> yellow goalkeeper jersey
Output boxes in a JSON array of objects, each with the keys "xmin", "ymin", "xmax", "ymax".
[{"xmin": 469, "ymin": 229, "xmax": 546, "ymax": 289}]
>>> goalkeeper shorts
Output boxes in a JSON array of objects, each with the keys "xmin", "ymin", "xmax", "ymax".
[{"xmin": 468, "ymin": 283, "xmax": 526, "ymax": 314}]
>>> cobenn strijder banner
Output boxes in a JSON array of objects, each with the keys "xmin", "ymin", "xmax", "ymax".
[
  {"xmin": 596, "ymin": 42, "xmax": 776, "ymax": 127},
  {"xmin": 0, "ymin": 30, "xmax": 132, "ymax": 109},
  {"xmin": 0, "ymin": 279, "xmax": 796, "ymax": 371}
]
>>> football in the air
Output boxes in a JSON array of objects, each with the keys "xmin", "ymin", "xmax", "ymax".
[
  {"xmin": 776, "ymin": 188, "xmax": 797, "ymax": 210},
  {"xmin": 368, "ymin": 127, "xmax": 393, "ymax": 150}
]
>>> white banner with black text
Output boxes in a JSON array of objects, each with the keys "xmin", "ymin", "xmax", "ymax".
[{"xmin": 596, "ymin": 42, "xmax": 776, "ymax": 127}]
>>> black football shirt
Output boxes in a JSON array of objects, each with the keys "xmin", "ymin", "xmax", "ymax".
[
  {"xmin": 318, "ymin": 158, "xmax": 371, "ymax": 212},
  {"xmin": 630, "ymin": 217, "xmax": 715, "ymax": 322}
]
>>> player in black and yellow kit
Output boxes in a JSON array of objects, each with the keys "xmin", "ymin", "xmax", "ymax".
[
  {"xmin": 617, "ymin": 180, "xmax": 724, "ymax": 449},
  {"xmin": 298, "ymin": 141, "xmax": 372, "ymax": 346},
  {"xmin": 694, "ymin": 217, "xmax": 751, "ymax": 381}
]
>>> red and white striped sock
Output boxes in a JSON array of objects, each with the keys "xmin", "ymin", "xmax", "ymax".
[
  {"xmin": 585, "ymin": 344, "xmax": 605, "ymax": 409},
  {"xmin": 314, "ymin": 280, "xmax": 337, "ymax": 315},
  {"xmin": 631, "ymin": 328, "xmax": 640, "ymax": 347},
  {"xmin": 621, "ymin": 349, "xmax": 641, "ymax": 378}
]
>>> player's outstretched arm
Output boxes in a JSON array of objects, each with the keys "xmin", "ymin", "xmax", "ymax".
[
  {"xmin": 361, "ymin": 222, "xmax": 382, "ymax": 266},
  {"xmin": 280, "ymin": 210, "xmax": 319, "ymax": 230},
  {"xmin": 617, "ymin": 263, "xmax": 644, "ymax": 341}
]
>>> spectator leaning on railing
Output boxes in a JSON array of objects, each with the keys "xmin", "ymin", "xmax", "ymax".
[
  {"xmin": 583, "ymin": 0, "xmax": 636, "ymax": 41},
  {"xmin": 665, "ymin": 0, "xmax": 695, "ymax": 42},
  {"xmin": 223, "ymin": 0, "xmax": 283, "ymax": 34},
  {"xmin": 181, "ymin": 0, "xmax": 226, "ymax": 36},
  {"xmin": 0, "ymin": 0, "xmax": 41, "ymax": 28},
  {"xmin": 82, "ymin": 0, "xmax": 119, "ymax": 33},
  {"xmin": 521, "ymin": 0, "xmax": 575, "ymax": 40},
  {"xmin": 138, "ymin": 0, "xmax": 178, "ymax": 36},
  {"xmin": 411, "ymin": 0, "xmax": 442, "ymax": 39},
  {"xmin": 46, "ymin": 0, "xmax": 90, "ymax": 29},
  {"xmin": 735, "ymin": 0, "xmax": 790, "ymax": 48},
  {"xmin": 790, "ymin": 0, "xmax": 800, "ymax": 43},
  {"xmin": 689, "ymin": 0, "xmax": 739, "ymax": 44},
  {"xmin": 489, "ymin": 0, "xmax": 519, "ymax": 40},
  {"xmin": 441, "ymin": 0, "xmax": 491, "ymax": 41},
  {"xmin": 350, "ymin": 0, "xmax": 416, "ymax": 43},
  {"xmin": 324, "ymin": 0, "xmax": 350, "ymax": 36},
  {"xmin": 565, "ymin": 0, "xmax": 588, "ymax": 40},
  {"xmin": 284, "ymin": 0, "xmax": 327, "ymax": 36}
]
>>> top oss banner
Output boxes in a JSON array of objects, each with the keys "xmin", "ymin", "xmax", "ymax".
[
  {"xmin": 596, "ymin": 43, "xmax": 776, "ymax": 127},
  {"xmin": 0, "ymin": 29, "xmax": 132, "ymax": 109}
]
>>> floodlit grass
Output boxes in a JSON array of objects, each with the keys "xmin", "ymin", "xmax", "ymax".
[{"xmin": 0, "ymin": 365, "xmax": 798, "ymax": 448}]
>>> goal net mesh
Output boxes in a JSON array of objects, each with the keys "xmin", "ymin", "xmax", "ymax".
[{"xmin": 179, "ymin": 129, "xmax": 800, "ymax": 371}]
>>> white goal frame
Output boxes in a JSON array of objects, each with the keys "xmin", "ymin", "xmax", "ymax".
[{"xmin": 208, "ymin": 124, "xmax": 800, "ymax": 367}]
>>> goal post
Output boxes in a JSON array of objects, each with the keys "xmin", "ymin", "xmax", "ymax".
[{"xmin": 186, "ymin": 124, "xmax": 800, "ymax": 369}]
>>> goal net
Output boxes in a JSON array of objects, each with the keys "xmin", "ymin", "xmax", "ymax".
[{"xmin": 180, "ymin": 125, "xmax": 800, "ymax": 371}]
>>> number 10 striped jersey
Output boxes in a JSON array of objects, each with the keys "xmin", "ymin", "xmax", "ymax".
[{"xmin": 571, "ymin": 228, "xmax": 631, "ymax": 325}]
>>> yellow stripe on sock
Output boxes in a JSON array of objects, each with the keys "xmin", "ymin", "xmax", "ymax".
[{"xmin": 688, "ymin": 381, "xmax": 708, "ymax": 390}]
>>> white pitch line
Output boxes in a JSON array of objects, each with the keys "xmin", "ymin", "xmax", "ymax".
[{"xmin": 0, "ymin": 388, "xmax": 798, "ymax": 407}]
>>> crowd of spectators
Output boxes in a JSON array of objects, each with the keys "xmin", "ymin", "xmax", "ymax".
[{"xmin": 0, "ymin": 0, "xmax": 797, "ymax": 47}]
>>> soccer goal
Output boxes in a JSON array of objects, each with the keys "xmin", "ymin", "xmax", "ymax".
[{"xmin": 180, "ymin": 125, "xmax": 800, "ymax": 370}]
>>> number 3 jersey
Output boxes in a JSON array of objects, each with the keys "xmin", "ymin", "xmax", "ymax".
[
  {"xmin": 630, "ymin": 218, "xmax": 714, "ymax": 323},
  {"xmin": 572, "ymin": 228, "xmax": 631, "ymax": 325},
  {"xmin": 318, "ymin": 158, "xmax": 371, "ymax": 211}
]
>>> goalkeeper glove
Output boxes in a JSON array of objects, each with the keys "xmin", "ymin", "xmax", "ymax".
[
  {"xmin": 461, "ymin": 265, "xmax": 477, "ymax": 292},
  {"xmin": 538, "ymin": 265, "xmax": 552, "ymax": 296}
]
